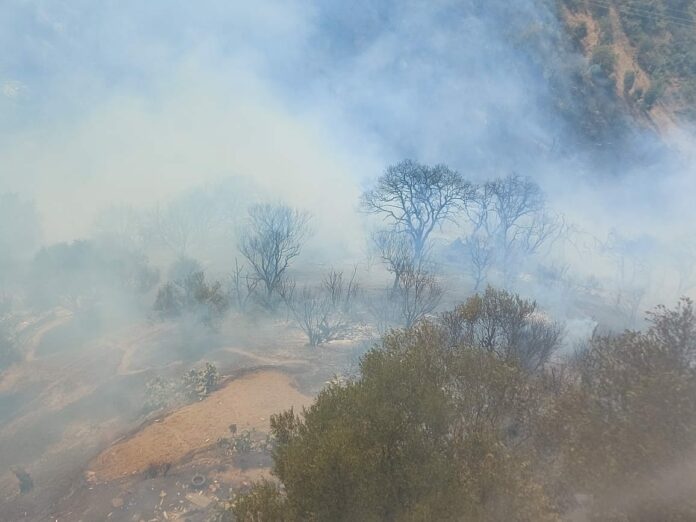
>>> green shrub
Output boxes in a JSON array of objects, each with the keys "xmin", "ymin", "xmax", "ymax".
[
  {"xmin": 598, "ymin": 16, "xmax": 614, "ymax": 44},
  {"xmin": 182, "ymin": 362, "xmax": 219, "ymax": 400},
  {"xmin": 591, "ymin": 45, "xmax": 617, "ymax": 76},
  {"xmin": 154, "ymin": 271, "xmax": 228, "ymax": 328},
  {"xmin": 143, "ymin": 376, "xmax": 177, "ymax": 412},
  {"xmin": 644, "ymin": 80, "xmax": 665, "ymax": 109},
  {"xmin": 232, "ymin": 481, "xmax": 288, "ymax": 522},
  {"xmin": 234, "ymin": 316, "xmax": 557, "ymax": 521}
]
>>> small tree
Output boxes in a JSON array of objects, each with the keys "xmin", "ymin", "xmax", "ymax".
[
  {"xmin": 228, "ymin": 480, "xmax": 288, "ymax": 522},
  {"xmin": 644, "ymin": 80, "xmax": 664, "ymax": 110},
  {"xmin": 600, "ymin": 230, "xmax": 652, "ymax": 329},
  {"xmin": 143, "ymin": 376, "xmax": 178, "ymax": 412},
  {"xmin": 371, "ymin": 229, "xmax": 414, "ymax": 291},
  {"xmin": 468, "ymin": 174, "xmax": 561, "ymax": 285},
  {"xmin": 29, "ymin": 240, "xmax": 159, "ymax": 311},
  {"xmin": 154, "ymin": 271, "xmax": 228, "ymax": 328},
  {"xmin": 239, "ymin": 203, "xmax": 311, "ymax": 308},
  {"xmin": 395, "ymin": 265, "xmax": 444, "ymax": 328},
  {"xmin": 463, "ymin": 234, "xmax": 495, "ymax": 290},
  {"xmin": 439, "ymin": 287, "xmax": 563, "ymax": 372},
  {"xmin": 591, "ymin": 45, "xmax": 616, "ymax": 76},
  {"xmin": 232, "ymin": 321, "xmax": 556, "ymax": 521},
  {"xmin": 289, "ymin": 269, "xmax": 359, "ymax": 347},
  {"xmin": 671, "ymin": 236, "xmax": 696, "ymax": 294},
  {"xmin": 229, "ymin": 258, "xmax": 259, "ymax": 313},
  {"xmin": 92, "ymin": 204, "xmax": 145, "ymax": 252},
  {"xmin": 367, "ymin": 290, "xmax": 401, "ymax": 338},
  {"xmin": 147, "ymin": 202, "xmax": 210, "ymax": 257},
  {"xmin": 362, "ymin": 160, "xmax": 474, "ymax": 263},
  {"xmin": 182, "ymin": 362, "xmax": 219, "ymax": 400},
  {"xmin": 544, "ymin": 299, "xmax": 696, "ymax": 519}
]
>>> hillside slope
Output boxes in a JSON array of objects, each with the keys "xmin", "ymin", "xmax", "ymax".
[{"xmin": 558, "ymin": 0, "xmax": 696, "ymax": 129}]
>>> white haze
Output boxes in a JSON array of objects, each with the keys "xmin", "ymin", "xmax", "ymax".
[{"xmin": 1, "ymin": 0, "xmax": 696, "ymax": 309}]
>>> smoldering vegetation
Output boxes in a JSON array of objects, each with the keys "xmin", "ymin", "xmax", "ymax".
[
  {"xmin": 2, "ymin": 156, "xmax": 696, "ymax": 520},
  {"xmin": 225, "ymin": 297, "xmax": 696, "ymax": 521},
  {"xmin": 2, "ymin": 0, "xmax": 696, "ymax": 521}
]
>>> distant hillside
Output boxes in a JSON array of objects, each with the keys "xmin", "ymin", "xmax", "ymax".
[{"xmin": 558, "ymin": 0, "xmax": 696, "ymax": 129}]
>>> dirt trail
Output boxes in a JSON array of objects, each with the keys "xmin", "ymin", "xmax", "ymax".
[
  {"xmin": 89, "ymin": 370, "xmax": 312, "ymax": 482},
  {"xmin": 606, "ymin": 6, "xmax": 676, "ymax": 130},
  {"xmin": 115, "ymin": 323, "xmax": 174, "ymax": 375},
  {"xmin": 221, "ymin": 346, "xmax": 310, "ymax": 367},
  {"xmin": 22, "ymin": 310, "xmax": 73, "ymax": 363},
  {"xmin": 0, "ymin": 310, "xmax": 73, "ymax": 394},
  {"xmin": 562, "ymin": 4, "xmax": 677, "ymax": 133}
]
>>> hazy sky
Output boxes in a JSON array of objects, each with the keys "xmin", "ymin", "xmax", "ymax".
[
  {"xmin": 1, "ymin": 0, "xmax": 695, "ymax": 253},
  {"xmin": 0, "ymin": 1, "xmax": 568, "ymax": 239}
]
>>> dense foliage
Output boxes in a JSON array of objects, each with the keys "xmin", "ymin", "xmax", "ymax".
[
  {"xmin": 225, "ymin": 294, "xmax": 696, "ymax": 521},
  {"xmin": 154, "ymin": 270, "xmax": 228, "ymax": 328}
]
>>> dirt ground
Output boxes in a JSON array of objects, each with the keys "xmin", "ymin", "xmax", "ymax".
[
  {"xmin": 89, "ymin": 370, "xmax": 312, "ymax": 482},
  {"xmin": 44, "ymin": 369, "xmax": 313, "ymax": 522},
  {"xmin": 0, "ymin": 309, "xmax": 367, "ymax": 521}
]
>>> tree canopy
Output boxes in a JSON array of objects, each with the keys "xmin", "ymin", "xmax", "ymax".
[
  {"xmin": 227, "ymin": 295, "xmax": 696, "ymax": 521},
  {"xmin": 362, "ymin": 160, "xmax": 474, "ymax": 263}
]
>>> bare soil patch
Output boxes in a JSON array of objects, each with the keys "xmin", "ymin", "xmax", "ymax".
[{"xmin": 89, "ymin": 370, "xmax": 312, "ymax": 482}]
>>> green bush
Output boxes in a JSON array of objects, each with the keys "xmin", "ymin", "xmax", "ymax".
[
  {"xmin": 231, "ymin": 481, "xmax": 288, "ymax": 522},
  {"xmin": 229, "ymin": 295, "xmax": 696, "ymax": 520},
  {"xmin": 598, "ymin": 16, "xmax": 614, "ymax": 44},
  {"xmin": 154, "ymin": 271, "xmax": 228, "ymax": 328},
  {"xmin": 232, "ymin": 312, "xmax": 558, "ymax": 521},
  {"xmin": 644, "ymin": 79, "xmax": 666, "ymax": 109},
  {"xmin": 591, "ymin": 45, "xmax": 617, "ymax": 76},
  {"xmin": 182, "ymin": 362, "xmax": 219, "ymax": 400}
]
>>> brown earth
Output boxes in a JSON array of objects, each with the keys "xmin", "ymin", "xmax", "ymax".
[
  {"xmin": 560, "ymin": 4, "xmax": 678, "ymax": 133},
  {"xmin": 89, "ymin": 370, "xmax": 312, "ymax": 482},
  {"xmin": 0, "ymin": 310, "xmax": 361, "ymax": 521}
]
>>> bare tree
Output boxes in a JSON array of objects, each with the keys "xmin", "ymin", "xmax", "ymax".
[
  {"xmin": 146, "ymin": 196, "xmax": 219, "ymax": 257},
  {"xmin": 395, "ymin": 265, "xmax": 444, "ymax": 328},
  {"xmin": 289, "ymin": 268, "xmax": 359, "ymax": 347},
  {"xmin": 467, "ymin": 174, "xmax": 561, "ymax": 285},
  {"xmin": 463, "ymin": 234, "xmax": 495, "ymax": 291},
  {"xmin": 229, "ymin": 258, "xmax": 259, "ymax": 313},
  {"xmin": 239, "ymin": 203, "xmax": 311, "ymax": 308},
  {"xmin": 92, "ymin": 204, "xmax": 146, "ymax": 252},
  {"xmin": 362, "ymin": 160, "xmax": 475, "ymax": 263},
  {"xmin": 322, "ymin": 267, "xmax": 359, "ymax": 315},
  {"xmin": 600, "ymin": 230, "xmax": 653, "ymax": 329},
  {"xmin": 292, "ymin": 287, "xmax": 332, "ymax": 347},
  {"xmin": 671, "ymin": 236, "xmax": 696, "ymax": 294},
  {"xmin": 372, "ymin": 230, "xmax": 415, "ymax": 291},
  {"xmin": 367, "ymin": 291, "xmax": 399, "ymax": 338}
]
